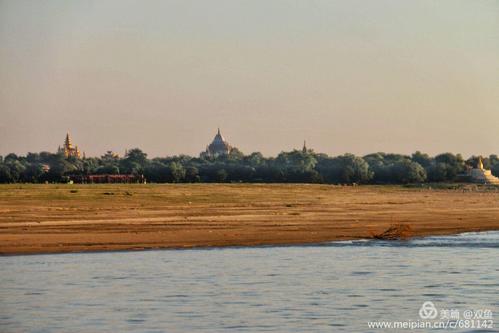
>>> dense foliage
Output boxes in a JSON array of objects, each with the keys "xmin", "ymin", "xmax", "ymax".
[{"xmin": 0, "ymin": 149, "xmax": 496, "ymax": 184}]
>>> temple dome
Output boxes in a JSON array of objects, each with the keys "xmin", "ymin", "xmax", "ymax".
[
  {"xmin": 212, "ymin": 129, "xmax": 227, "ymax": 145},
  {"xmin": 201, "ymin": 128, "xmax": 233, "ymax": 158}
]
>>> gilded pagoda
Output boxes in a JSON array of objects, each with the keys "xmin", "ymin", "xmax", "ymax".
[{"xmin": 58, "ymin": 133, "xmax": 81, "ymax": 158}]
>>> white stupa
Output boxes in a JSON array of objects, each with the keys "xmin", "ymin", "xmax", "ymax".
[{"xmin": 469, "ymin": 157, "xmax": 499, "ymax": 185}]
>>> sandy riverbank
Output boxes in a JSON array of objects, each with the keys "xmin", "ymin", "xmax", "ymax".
[{"xmin": 1, "ymin": 184, "xmax": 498, "ymax": 255}]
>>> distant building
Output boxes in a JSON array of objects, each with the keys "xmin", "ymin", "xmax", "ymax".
[
  {"xmin": 58, "ymin": 133, "xmax": 81, "ymax": 158},
  {"xmin": 69, "ymin": 174, "xmax": 146, "ymax": 184},
  {"xmin": 302, "ymin": 140, "xmax": 315, "ymax": 153},
  {"xmin": 200, "ymin": 128, "xmax": 234, "ymax": 158}
]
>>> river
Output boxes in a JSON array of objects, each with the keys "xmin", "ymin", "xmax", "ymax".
[{"xmin": 1, "ymin": 232, "xmax": 498, "ymax": 332}]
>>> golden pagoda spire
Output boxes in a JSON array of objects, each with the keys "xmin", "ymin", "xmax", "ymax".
[
  {"xmin": 478, "ymin": 156, "xmax": 484, "ymax": 170},
  {"xmin": 61, "ymin": 132, "xmax": 80, "ymax": 158},
  {"xmin": 65, "ymin": 132, "xmax": 72, "ymax": 149}
]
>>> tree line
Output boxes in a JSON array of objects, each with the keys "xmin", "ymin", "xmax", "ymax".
[{"xmin": 0, "ymin": 148, "xmax": 498, "ymax": 184}]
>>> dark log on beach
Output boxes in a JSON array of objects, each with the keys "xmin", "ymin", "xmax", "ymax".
[{"xmin": 373, "ymin": 224, "xmax": 413, "ymax": 240}]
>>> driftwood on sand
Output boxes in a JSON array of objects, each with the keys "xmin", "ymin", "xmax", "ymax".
[{"xmin": 372, "ymin": 224, "xmax": 413, "ymax": 240}]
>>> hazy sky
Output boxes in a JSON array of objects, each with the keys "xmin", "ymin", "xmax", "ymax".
[{"xmin": 1, "ymin": 0, "xmax": 498, "ymax": 158}]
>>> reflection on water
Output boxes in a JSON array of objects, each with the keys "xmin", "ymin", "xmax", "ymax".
[{"xmin": 1, "ymin": 232, "xmax": 498, "ymax": 332}]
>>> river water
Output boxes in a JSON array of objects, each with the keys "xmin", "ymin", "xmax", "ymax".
[{"xmin": 1, "ymin": 232, "xmax": 498, "ymax": 332}]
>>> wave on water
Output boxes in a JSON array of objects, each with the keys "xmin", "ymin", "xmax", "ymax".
[{"xmin": 323, "ymin": 231, "xmax": 499, "ymax": 249}]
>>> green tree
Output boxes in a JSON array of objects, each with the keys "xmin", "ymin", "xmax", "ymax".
[
  {"xmin": 21, "ymin": 164, "xmax": 44, "ymax": 182},
  {"xmin": 5, "ymin": 160, "xmax": 26, "ymax": 182},
  {"xmin": 391, "ymin": 160, "xmax": 426, "ymax": 183},
  {"xmin": 228, "ymin": 148, "xmax": 244, "ymax": 160},
  {"xmin": 317, "ymin": 154, "xmax": 372, "ymax": 184},
  {"xmin": 0, "ymin": 164, "xmax": 12, "ymax": 183},
  {"xmin": 96, "ymin": 164, "xmax": 120, "ymax": 175},
  {"xmin": 143, "ymin": 161, "xmax": 168, "ymax": 182},
  {"xmin": 216, "ymin": 169, "xmax": 228, "ymax": 182},
  {"xmin": 245, "ymin": 152, "xmax": 265, "ymax": 166},
  {"xmin": 185, "ymin": 166, "xmax": 200, "ymax": 182},
  {"xmin": 126, "ymin": 148, "xmax": 148, "ymax": 165},
  {"xmin": 121, "ymin": 148, "xmax": 148, "ymax": 174},
  {"xmin": 276, "ymin": 150, "xmax": 317, "ymax": 172},
  {"xmin": 411, "ymin": 151, "xmax": 432, "ymax": 168},
  {"xmin": 168, "ymin": 162, "xmax": 186, "ymax": 182},
  {"xmin": 432, "ymin": 153, "xmax": 465, "ymax": 181}
]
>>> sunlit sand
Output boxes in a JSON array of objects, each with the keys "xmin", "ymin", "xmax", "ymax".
[{"xmin": 1, "ymin": 184, "xmax": 498, "ymax": 255}]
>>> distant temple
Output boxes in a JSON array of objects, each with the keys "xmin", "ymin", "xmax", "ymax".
[
  {"xmin": 302, "ymin": 140, "xmax": 311, "ymax": 153},
  {"xmin": 467, "ymin": 157, "xmax": 499, "ymax": 185},
  {"xmin": 200, "ymin": 128, "xmax": 234, "ymax": 158},
  {"xmin": 58, "ymin": 133, "xmax": 81, "ymax": 158}
]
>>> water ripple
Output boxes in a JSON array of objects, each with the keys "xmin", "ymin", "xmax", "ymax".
[{"xmin": 0, "ymin": 231, "xmax": 498, "ymax": 332}]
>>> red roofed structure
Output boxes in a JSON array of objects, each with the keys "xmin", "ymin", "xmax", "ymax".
[{"xmin": 69, "ymin": 174, "xmax": 145, "ymax": 184}]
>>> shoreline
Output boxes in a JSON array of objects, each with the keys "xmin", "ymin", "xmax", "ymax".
[
  {"xmin": 1, "ymin": 184, "xmax": 499, "ymax": 256},
  {"xmin": 2, "ymin": 228, "xmax": 499, "ymax": 257}
]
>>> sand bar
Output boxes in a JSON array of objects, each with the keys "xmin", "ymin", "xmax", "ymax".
[{"xmin": 1, "ymin": 184, "xmax": 498, "ymax": 255}]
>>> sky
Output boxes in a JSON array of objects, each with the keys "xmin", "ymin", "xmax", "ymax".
[{"xmin": 0, "ymin": 0, "xmax": 498, "ymax": 158}]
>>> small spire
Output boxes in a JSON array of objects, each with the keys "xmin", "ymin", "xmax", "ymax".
[
  {"xmin": 217, "ymin": 127, "xmax": 221, "ymax": 135},
  {"xmin": 478, "ymin": 156, "xmax": 484, "ymax": 170},
  {"xmin": 302, "ymin": 140, "xmax": 307, "ymax": 153}
]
